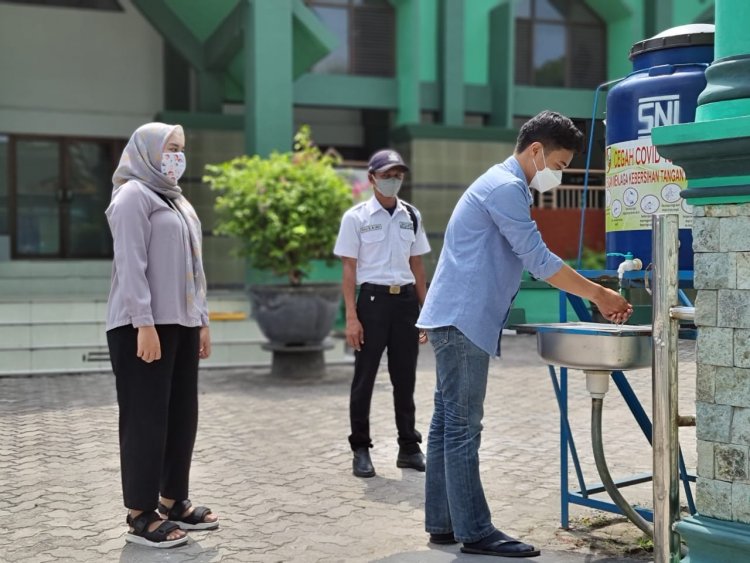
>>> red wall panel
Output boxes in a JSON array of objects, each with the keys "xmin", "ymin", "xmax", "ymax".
[{"xmin": 530, "ymin": 209, "xmax": 605, "ymax": 260}]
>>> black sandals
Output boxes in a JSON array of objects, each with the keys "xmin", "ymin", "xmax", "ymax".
[
  {"xmin": 158, "ymin": 499, "xmax": 219, "ymax": 531},
  {"xmin": 125, "ymin": 511, "xmax": 188, "ymax": 548}
]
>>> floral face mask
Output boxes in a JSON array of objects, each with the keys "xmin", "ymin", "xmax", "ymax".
[{"xmin": 161, "ymin": 151, "xmax": 186, "ymax": 182}]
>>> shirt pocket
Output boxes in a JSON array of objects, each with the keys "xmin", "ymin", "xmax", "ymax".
[
  {"xmin": 399, "ymin": 226, "xmax": 416, "ymax": 246},
  {"xmin": 361, "ymin": 228, "xmax": 385, "ymax": 244}
]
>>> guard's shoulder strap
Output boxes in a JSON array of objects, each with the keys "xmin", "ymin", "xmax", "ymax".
[{"xmin": 403, "ymin": 202, "xmax": 418, "ymax": 235}]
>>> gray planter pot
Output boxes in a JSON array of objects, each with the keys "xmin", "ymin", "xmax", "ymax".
[{"xmin": 248, "ymin": 283, "xmax": 341, "ymax": 346}]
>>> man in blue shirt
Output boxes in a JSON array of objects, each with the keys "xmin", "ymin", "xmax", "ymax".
[{"xmin": 417, "ymin": 111, "xmax": 632, "ymax": 558}]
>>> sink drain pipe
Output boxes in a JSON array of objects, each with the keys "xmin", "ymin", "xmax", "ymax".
[
  {"xmin": 586, "ymin": 371, "xmax": 654, "ymax": 538},
  {"xmin": 591, "ymin": 396, "xmax": 654, "ymax": 537},
  {"xmin": 588, "ymin": 378, "xmax": 688, "ymax": 558}
]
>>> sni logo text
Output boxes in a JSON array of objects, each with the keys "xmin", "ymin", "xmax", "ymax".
[{"xmin": 637, "ymin": 95, "xmax": 680, "ymax": 137}]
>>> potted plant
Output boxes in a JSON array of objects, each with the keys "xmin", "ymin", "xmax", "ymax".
[{"xmin": 204, "ymin": 126, "xmax": 353, "ymax": 375}]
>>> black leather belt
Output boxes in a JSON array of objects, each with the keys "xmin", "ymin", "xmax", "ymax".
[{"xmin": 360, "ymin": 283, "xmax": 415, "ymax": 295}]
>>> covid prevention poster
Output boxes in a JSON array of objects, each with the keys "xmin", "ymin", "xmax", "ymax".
[{"xmin": 605, "ymin": 138, "xmax": 693, "ymax": 232}]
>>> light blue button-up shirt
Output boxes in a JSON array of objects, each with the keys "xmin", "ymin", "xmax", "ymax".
[{"xmin": 417, "ymin": 156, "xmax": 563, "ymax": 356}]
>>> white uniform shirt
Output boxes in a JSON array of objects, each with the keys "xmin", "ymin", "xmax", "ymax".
[{"xmin": 334, "ymin": 196, "xmax": 431, "ymax": 285}]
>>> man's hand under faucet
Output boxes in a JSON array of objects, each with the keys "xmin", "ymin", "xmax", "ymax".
[
  {"xmin": 545, "ymin": 264, "xmax": 634, "ymax": 324},
  {"xmin": 592, "ymin": 286, "xmax": 634, "ymax": 324}
]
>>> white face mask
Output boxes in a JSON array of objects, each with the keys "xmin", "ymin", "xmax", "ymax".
[
  {"xmin": 374, "ymin": 177, "xmax": 403, "ymax": 198},
  {"xmin": 529, "ymin": 150, "xmax": 562, "ymax": 193},
  {"xmin": 161, "ymin": 151, "xmax": 186, "ymax": 182}
]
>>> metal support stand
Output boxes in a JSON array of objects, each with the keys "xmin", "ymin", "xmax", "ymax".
[{"xmin": 549, "ymin": 271, "xmax": 696, "ymax": 530}]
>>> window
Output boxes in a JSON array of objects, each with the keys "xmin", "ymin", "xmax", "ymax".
[
  {"xmin": 306, "ymin": 0, "xmax": 396, "ymax": 77},
  {"xmin": 7, "ymin": 135, "xmax": 123, "ymax": 258},
  {"xmin": 0, "ymin": 0, "xmax": 123, "ymax": 10},
  {"xmin": 515, "ymin": 0, "xmax": 606, "ymax": 89}
]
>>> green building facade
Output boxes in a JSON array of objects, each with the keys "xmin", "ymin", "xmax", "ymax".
[{"xmin": 0, "ymin": 0, "xmax": 716, "ymax": 289}]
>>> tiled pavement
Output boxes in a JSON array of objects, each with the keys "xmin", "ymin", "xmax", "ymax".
[{"xmin": 0, "ymin": 335, "xmax": 697, "ymax": 562}]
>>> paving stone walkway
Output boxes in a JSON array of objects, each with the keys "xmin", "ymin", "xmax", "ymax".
[{"xmin": 0, "ymin": 335, "xmax": 697, "ymax": 562}]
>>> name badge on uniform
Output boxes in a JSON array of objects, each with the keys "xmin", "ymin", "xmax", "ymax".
[
  {"xmin": 399, "ymin": 221, "xmax": 413, "ymax": 230},
  {"xmin": 360, "ymin": 224, "xmax": 382, "ymax": 233}
]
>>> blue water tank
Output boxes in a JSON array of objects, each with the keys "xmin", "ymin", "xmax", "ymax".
[{"xmin": 605, "ymin": 24, "xmax": 714, "ymax": 271}]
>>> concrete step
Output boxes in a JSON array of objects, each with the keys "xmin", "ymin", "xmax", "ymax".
[
  {"xmin": 0, "ymin": 338, "xmax": 351, "ymax": 376},
  {"xmin": 0, "ymin": 318, "xmax": 266, "ymax": 349},
  {"xmin": 0, "ymin": 277, "xmax": 112, "ymax": 298},
  {"xmin": 0, "ymin": 300, "xmax": 108, "ymax": 323},
  {"xmin": 0, "ymin": 260, "xmax": 112, "ymax": 298},
  {"xmin": 0, "ymin": 260, "xmax": 111, "ymax": 278},
  {"xmin": 0, "ymin": 291, "xmax": 350, "ymax": 376},
  {"xmin": 0, "ymin": 291, "xmax": 249, "ymax": 324}
]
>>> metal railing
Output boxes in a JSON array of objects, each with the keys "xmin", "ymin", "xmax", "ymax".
[{"xmin": 533, "ymin": 168, "xmax": 606, "ymax": 210}]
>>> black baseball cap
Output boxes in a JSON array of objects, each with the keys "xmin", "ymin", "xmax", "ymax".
[{"xmin": 368, "ymin": 149, "xmax": 409, "ymax": 173}]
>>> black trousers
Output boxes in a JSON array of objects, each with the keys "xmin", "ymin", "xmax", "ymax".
[
  {"xmin": 107, "ymin": 324, "xmax": 200, "ymax": 511},
  {"xmin": 349, "ymin": 286, "xmax": 422, "ymax": 453}
]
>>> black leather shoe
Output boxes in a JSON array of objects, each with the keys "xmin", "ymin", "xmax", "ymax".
[
  {"xmin": 397, "ymin": 450, "xmax": 426, "ymax": 472},
  {"xmin": 353, "ymin": 448, "xmax": 375, "ymax": 478}
]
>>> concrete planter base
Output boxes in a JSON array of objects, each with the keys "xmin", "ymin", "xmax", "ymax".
[{"xmin": 261, "ymin": 341, "xmax": 335, "ymax": 379}]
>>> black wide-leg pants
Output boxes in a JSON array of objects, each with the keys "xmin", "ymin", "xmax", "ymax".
[
  {"xmin": 107, "ymin": 324, "xmax": 200, "ymax": 511},
  {"xmin": 348, "ymin": 286, "xmax": 422, "ymax": 453}
]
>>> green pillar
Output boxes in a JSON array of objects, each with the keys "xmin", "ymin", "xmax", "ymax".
[
  {"xmin": 652, "ymin": 0, "xmax": 750, "ymax": 206},
  {"xmin": 163, "ymin": 42, "xmax": 190, "ymax": 112},
  {"xmin": 488, "ymin": 0, "xmax": 514, "ymax": 129},
  {"xmin": 696, "ymin": 0, "xmax": 750, "ymax": 121},
  {"xmin": 652, "ymin": 3, "xmax": 750, "ymax": 557},
  {"xmin": 713, "ymin": 0, "xmax": 750, "ymax": 58},
  {"xmin": 245, "ymin": 0, "xmax": 294, "ymax": 156},
  {"xmin": 390, "ymin": 0, "xmax": 420, "ymax": 126},
  {"xmin": 438, "ymin": 0, "xmax": 464, "ymax": 126},
  {"xmin": 196, "ymin": 72, "xmax": 224, "ymax": 113}
]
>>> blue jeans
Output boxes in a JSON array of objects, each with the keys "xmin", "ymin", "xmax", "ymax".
[{"xmin": 425, "ymin": 326, "xmax": 496, "ymax": 543}]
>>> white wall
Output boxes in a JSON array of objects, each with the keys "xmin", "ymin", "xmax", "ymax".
[{"xmin": 0, "ymin": 0, "xmax": 163, "ymax": 138}]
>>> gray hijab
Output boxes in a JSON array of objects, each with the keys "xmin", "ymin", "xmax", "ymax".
[{"xmin": 111, "ymin": 122, "xmax": 207, "ymax": 322}]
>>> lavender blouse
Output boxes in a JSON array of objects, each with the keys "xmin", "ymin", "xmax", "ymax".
[{"xmin": 105, "ymin": 181, "xmax": 209, "ymax": 330}]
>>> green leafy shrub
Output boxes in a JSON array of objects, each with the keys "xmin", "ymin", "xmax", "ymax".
[
  {"xmin": 204, "ymin": 126, "xmax": 353, "ymax": 285},
  {"xmin": 563, "ymin": 247, "xmax": 606, "ymax": 271},
  {"xmin": 580, "ymin": 247, "xmax": 606, "ymax": 270}
]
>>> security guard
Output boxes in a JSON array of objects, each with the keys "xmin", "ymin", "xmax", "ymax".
[{"xmin": 334, "ymin": 149, "xmax": 430, "ymax": 478}]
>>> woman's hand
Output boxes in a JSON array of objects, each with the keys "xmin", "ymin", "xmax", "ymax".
[
  {"xmin": 137, "ymin": 326, "xmax": 161, "ymax": 363},
  {"xmin": 418, "ymin": 330, "xmax": 428, "ymax": 344},
  {"xmin": 199, "ymin": 327, "xmax": 211, "ymax": 359}
]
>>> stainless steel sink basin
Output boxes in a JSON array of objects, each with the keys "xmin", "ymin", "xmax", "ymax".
[{"xmin": 520, "ymin": 323, "xmax": 653, "ymax": 371}]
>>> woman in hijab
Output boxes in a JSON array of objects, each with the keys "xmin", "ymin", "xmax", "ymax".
[{"xmin": 106, "ymin": 122, "xmax": 218, "ymax": 548}]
